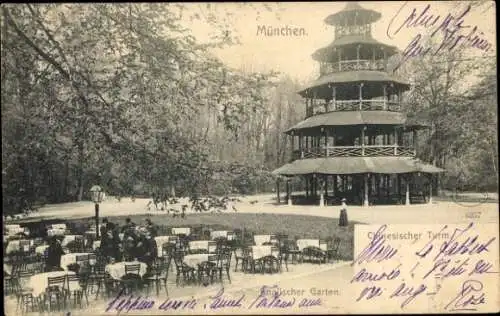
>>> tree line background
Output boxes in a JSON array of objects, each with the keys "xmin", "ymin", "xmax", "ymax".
[{"xmin": 2, "ymin": 4, "xmax": 497, "ymax": 215}]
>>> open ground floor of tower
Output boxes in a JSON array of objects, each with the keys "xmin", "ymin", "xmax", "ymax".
[{"xmin": 276, "ymin": 173, "xmax": 439, "ymax": 206}]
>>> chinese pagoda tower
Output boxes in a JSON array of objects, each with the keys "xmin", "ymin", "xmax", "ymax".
[{"xmin": 273, "ymin": 2, "xmax": 444, "ymax": 207}]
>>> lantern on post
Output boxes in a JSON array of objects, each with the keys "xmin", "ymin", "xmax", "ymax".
[{"xmin": 90, "ymin": 185, "xmax": 105, "ymax": 238}]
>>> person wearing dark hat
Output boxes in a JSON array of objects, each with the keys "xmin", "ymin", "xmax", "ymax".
[
  {"xmin": 339, "ymin": 198, "xmax": 348, "ymax": 227},
  {"xmin": 144, "ymin": 218, "xmax": 158, "ymax": 238},
  {"xmin": 45, "ymin": 237, "xmax": 65, "ymax": 271}
]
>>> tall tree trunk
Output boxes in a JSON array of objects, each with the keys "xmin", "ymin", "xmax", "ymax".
[{"xmin": 76, "ymin": 141, "xmax": 84, "ymax": 201}]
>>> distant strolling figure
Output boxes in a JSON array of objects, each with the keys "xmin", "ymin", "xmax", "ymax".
[{"xmin": 339, "ymin": 198, "xmax": 348, "ymax": 227}]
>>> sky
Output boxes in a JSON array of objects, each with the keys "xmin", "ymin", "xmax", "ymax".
[{"xmin": 183, "ymin": 1, "xmax": 496, "ymax": 82}]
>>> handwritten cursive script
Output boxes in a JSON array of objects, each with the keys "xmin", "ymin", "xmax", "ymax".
[
  {"xmin": 445, "ymin": 279, "xmax": 486, "ymax": 311},
  {"xmin": 387, "ymin": 2, "xmax": 492, "ymax": 71},
  {"xmin": 352, "ymin": 225, "xmax": 398, "ymax": 265}
]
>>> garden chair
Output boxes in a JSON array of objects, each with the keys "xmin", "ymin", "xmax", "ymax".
[
  {"xmin": 144, "ymin": 259, "xmax": 170, "ymax": 296},
  {"xmin": 327, "ymin": 238, "xmax": 343, "ymax": 262},
  {"xmin": 67, "ymin": 274, "xmax": 89, "ymax": 309},
  {"xmin": 197, "ymin": 255, "xmax": 219, "ymax": 285},
  {"xmin": 173, "ymin": 250, "xmax": 196, "ymax": 287},
  {"xmin": 120, "ymin": 264, "xmax": 143, "ymax": 294},
  {"xmin": 43, "ymin": 275, "xmax": 68, "ymax": 312},
  {"xmin": 216, "ymin": 248, "xmax": 232, "ymax": 283},
  {"xmin": 233, "ymin": 246, "xmax": 250, "ymax": 272},
  {"xmin": 14, "ymin": 270, "xmax": 36, "ymax": 313}
]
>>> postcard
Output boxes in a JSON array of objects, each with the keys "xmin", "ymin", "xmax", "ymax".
[{"xmin": 2, "ymin": 1, "xmax": 498, "ymax": 315}]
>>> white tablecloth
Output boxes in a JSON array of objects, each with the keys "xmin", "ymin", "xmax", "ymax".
[
  {"xmin": 189, "ymin": 240, "xmax": 209, "ymax": 251},
  {"xmin": 4, "ymin": 264, "xmax": 13, "ymax": 275},
  {"xmin": 5, "ymin": 239, "xmax": 34, "ymax": 254},
  {"xmin": 297, "ymin": 239, "xmax": 324, "ymax": 251},
  {"xmin": 50, "ymin": 223, "xmax": 67, "ymax": 230},
  {"xmin": 93, "ymin": 241, "xmax": 101, "ymax": 250},
  {"xmin": 155, "ymin": 236, "xmax": 175, "ymax": 257},
  {"xmin": 251, "ymin": 246, "xmax": 273, "ymax": 260},
  {"xmin": 61, "ymin": 235, "xmax": 83, "ymax": 247},
  {"xmin": 35, "ymin": 245, "xmax": 49, "ymax": 255},
  {"xmin": 60, "ymin": 253, "xmax": 96, "ymax": 271},
  {"xmin": 47, "ymin": 228, "xmax": 66, "ymax": 236},
  {"xmin": 183, "ymin": 254, "xmax": 210, "ymax": 268},
  {"xmin": 254, "ymin": 235, "xmax": 272, "ymax": 246},
  {"xmin": 211, "ymin": 230, "xmax": 229, "ymax": 239},
  {"xmin": 28, "ymin": 271, "xmax": 79, "ymax": 297},
  {"xmin": 105, "ymin": 261, "xmax": 148, "ymax": 280},
  {"xmin": 5, "ymin": 224, "xmax": 25, "ymax": 236},
  {"xmin": 172, "ymin": 227, "xmax": 191, "ymax": 236}
]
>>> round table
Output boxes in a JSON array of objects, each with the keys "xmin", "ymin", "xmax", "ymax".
[
  {"xmin": 297, "ymin": 239, "xmax": 320, "ymax": 251},
  {"xmin": 5, "ymin": 239, "xmax": 34, "ymax": 254},
  {"xmin": 61, "ymin": 235, "xmax": 83, "ymax": 247},
  {"xmin": 183, "ymin": 254, "xmax": 211, "ymax": 268},
  {"xmin": 105, "ymin": 261, "xmax": 148, "ymax": 280},
  {"xmin": 251, "ymin": 246, "xmax": 273, "ymax": 260},
  {"xmin": 154, "ymin": 236, "xmax": 176, "ymax": 257},
  {"xmin": 60, "ymin": 252, "xmax": 96, "ymax": 271},
  {"xmin": 189, "ymin": 240, "xmax": 210, "ymax": 252},
  {"xmin": 35, "ymin": 245, "xmax": 49, "ymax": 255},
  {"xmin": 28, "ymin": 271, "xmax": 79, "ymax": 297},
  {"xmin": 47, "ymin": 228, "xmax": 66, "ymax": 237}
]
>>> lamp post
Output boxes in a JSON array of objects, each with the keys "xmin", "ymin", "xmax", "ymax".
[{"xmin": 90, "ymin": 185, "xmax": 105, "ymax": 239}]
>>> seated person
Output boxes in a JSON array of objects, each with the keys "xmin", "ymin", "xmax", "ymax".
[
  {"xmin": 45, "ymin": 237, "xmax": 65, "ymax": 271},
  {"xmin": 144, "ymin": 218, "xmax": 158, "ymax": 237},
  {"xmin": 135, "ymin": 228, "xmax": 157, "ymax": 268},
  {"xmin": 121, "ymin": 218, "xmax": 137, "ymax": 238},
  {"xmin": 122, "ymin": 236, "xmax": 137, "ymax": 261}
]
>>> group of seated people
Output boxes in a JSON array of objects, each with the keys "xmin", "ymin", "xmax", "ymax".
[
  {"xmin": 98, "ymin": 217, "xmax": 159, "ymax": 267},
  {"xmin": 40, "ymin": 217, "xmax": 160, "ymax": 272}
]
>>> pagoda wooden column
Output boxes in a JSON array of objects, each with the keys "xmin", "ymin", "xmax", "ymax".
[
  {"xmin": 324, "ymin": 175, "xmax": 328, "ymax": 199},
  {"xmin": 298, "ymin": 133, "xmax": 303, "ymax": 158},
  {"xmin": 396, "ymin": 174, "xmax": 401, "ymax": 202},
  {"xmin": 305, "ymin": 175, "xmax": 309, "ymax": 198},
  {"xmin": 291, "ymin": 131, "xmax": 295, "ymax": 161},
  {"xmin": 319, "ymin": 178, "xmax": 325, "ymax": 207},
  {"xmin": 405, "ymin": 175, "xmax": 411, "ymax": 205},
  {"xmin": 325, "ymin": 128, "xmax": 329, "ymax": 156},
  {"xmin": 356, "ymin": 45, "xmax": 361, "ymax": 68},
  {"xmin": 332, "ymin": 86, "xmax": 336, "ymax": 110},
  {"xmin": 276, "ymin": 178, "xmax": 280, "ymax": 203},
  {"xmin": 333, "ymin": 175, "xmax": 338, "ymax": 198},
  {"xmin": 359, "ymin": 83, "xmax": 364, "ymax": 110},
  {"xmin": 394, "ymin": 127, "xmax": 398, "ymax": 155},
  {"xmin": 339, "ymin": 48, "xmax": 342, "ymax": 71},
  {"xmin": 286, "ymin": 179, "xmax": 292, "ymax": 206},
  {"xmin": 361, "ymin": 126, "xmax": 366, "ymax": 156},
  {"xmin": 364, "ymin": 174, "xmax": 369, "ymax": 207},
  {"xmin": 383, "ymin": 84, "xmax": 387, "ymax": 110},
  {"xmin": 386, "ymin": 175, "xmax": 390, "ymax": 200}
]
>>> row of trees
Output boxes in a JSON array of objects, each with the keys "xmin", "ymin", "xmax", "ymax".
[{"xmin": 2, "ymin": 4, "xmax": 497, "ymax": 215}]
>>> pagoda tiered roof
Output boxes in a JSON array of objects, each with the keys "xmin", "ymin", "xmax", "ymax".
[
  {"xmin": 272, "ymin": 157, "xmax": 444, "ymax": 176},
  {"xmin": 298, "ymin": 71, "xmax": 410, "ymax": 98},
  {"xmin": 324, "ymin": 2, "xmax": 381, "ymax": 25},
  {"xmin": 312, "ymin": 36, "xmax": 399, "ymax": 62},
  {"xmin": 285, "ymin": 111, "xmax": 427, "ymax": 135}
]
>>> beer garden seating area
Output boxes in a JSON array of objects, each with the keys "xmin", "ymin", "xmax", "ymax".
[{"xmin": 3, "ymin": 218, "xmax": 352, "ymax": 314}]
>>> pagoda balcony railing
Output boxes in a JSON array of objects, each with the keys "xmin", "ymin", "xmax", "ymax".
[
  {"xmin": 292, "ymin": 145, "xmax": 416, "ymax": 159},
  {"xmin": 320, "ymin": 59, "xmax": 386, "ymax": 75},
  {"xmin": 311, "ymin": 100, "xmax": 401, "ymax": 115},
  {"xmin": 335, "ymin": 25, "xmax": 371, "ymax": 39}
]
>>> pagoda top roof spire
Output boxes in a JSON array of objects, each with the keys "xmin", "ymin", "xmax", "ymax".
[{"xmin": 324, "ymin": 2, "xmax": 381, "ymax": 26}]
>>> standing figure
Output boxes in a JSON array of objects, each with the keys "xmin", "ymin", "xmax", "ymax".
[{"xmin": 339, "ymin": 198, "xmax": 348, "ymax": 227}]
